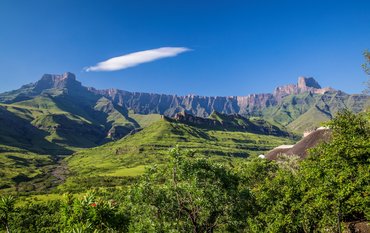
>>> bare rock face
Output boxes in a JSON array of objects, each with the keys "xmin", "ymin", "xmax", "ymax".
[
  {"xmin": 273, "ymin": 76, "xmax": 334, "ymax": 100},
  {"xmin": 237, "ymin": 93, "xmax": 276, "ymax": 114},
  {"xmin": 173, "ymin": 111, "xmax": 219, "ymax": 127},
  {"xmin": 34, "ymin": 72, "xmax": 82, "ymax": 93},
  {"xmin": 15, "ymin": 73, "xmax": 347, "ymax": 118},
  {"xmin": 266, "ymin": 128, "xmax": 332, "ymax": 160},
  {"xmin": 274, "ymin": 84, "xmax": 299, "ymax": 100},
  {"xmin": 93, "ymin": 76, "xmax": 336, "ymax": 117},
  {"xmin": 298, "ymin": 76, "xmax": 321, "ymax": 89}
]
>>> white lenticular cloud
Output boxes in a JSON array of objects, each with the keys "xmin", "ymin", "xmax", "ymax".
[{"xmin": 84, "ymin": 47, "xmax": 191, "ymax": 72}]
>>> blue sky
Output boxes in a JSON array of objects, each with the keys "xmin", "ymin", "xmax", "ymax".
[{"xmin": 0, "ymin": 0, "xmax": 369, "ymax": 96}]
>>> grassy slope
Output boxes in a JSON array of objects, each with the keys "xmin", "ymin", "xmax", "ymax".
[
  {"xmin": 263, "ymin": 92, "xmax": 370, "ymax": 133},
  {"xmin": 0, "ymin": 97, "xmax": 100, "ymax": 152},
  {"xmin": 262, "ymin": 93, "xmax": 318, "ymax": 127},
  {"xmin": 0, "ymin": 95, "xmax": 162, "ymax": 151},
  {"xmin": 0, "ymin": 96, "xmax": 161, "ymax": 192},
  {"xmin": 129, "ymin": 112, "xmax": 162, "ymax": 128},
  {"xmin": 287, "ymin": 106, "xmax": 331, "ymax": 132},
  {"xmin": 65, "ymin": 118, "xmax": 294, "ymax": 179},
  {"xmin": 0, "ymin": 145, "xmax": 54, "ymax": 191}
]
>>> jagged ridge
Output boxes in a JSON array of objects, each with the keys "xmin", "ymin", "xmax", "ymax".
[{"xmin": 0, "ymin": 72, "xmax": 369, "ymax": 136}]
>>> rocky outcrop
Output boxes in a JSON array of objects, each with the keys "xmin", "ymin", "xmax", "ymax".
[
  {"xmin": 169, "ymin": 111, "xmax": 291, "ymax": 137},
  {"xmin": 298, "ymin": 76, "xmax": 321, "ymax": 89},
  {"xmin": 266, "ymin": 128, "xmax": 332, "ymax": 160},
  {"xmin": 173, "ymin": 111, "xmax": 221, "ymax": 127},
  {"xmin": 274, "ymin": 76, "xmax": 335, "ymax": 101},
  {"xmin": 34, "ymin": 72, "xmax": 83, "ymax": 93}
]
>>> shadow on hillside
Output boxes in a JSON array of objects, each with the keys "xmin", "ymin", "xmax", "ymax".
[
  {"xmin": 0, "ymin": 106, "xmax": 73, "ymax": 155},
  {"xmin": 51, "ymin": 91, "xmax": 140, "ymax": 147}
]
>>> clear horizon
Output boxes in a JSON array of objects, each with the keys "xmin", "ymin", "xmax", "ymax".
[{"xmin": 1, "ymin": 0, "xmax": 369, "ymax": 96}]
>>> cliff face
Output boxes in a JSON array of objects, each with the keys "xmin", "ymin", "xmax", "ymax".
[
  {"xmin": 34, "ymin": 72, "xmax": 83, "ymax": 93},
  {"xmin": 2, "ymin": 73, "xmax": 368, "ymax": 132},
  {"xmin": 91, "ymin": 88, "xmax": 243, "ymax": 117},
  {"xmin": 94, "ymin": 76, "xmax": 336, "ymax": 117},
  {"xmin": 273, "ymin": 76, "xmax": 335, "ymax": 101}
]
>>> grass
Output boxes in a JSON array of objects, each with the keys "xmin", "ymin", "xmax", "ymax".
[
  {"xmin": 65, "ymin": 118, "xmax": 295, "ymax": 181},
  {"xmin": 129, "ymin": 112, "xmax": 162, "ymax": 128},
  {"xmin": 106, "ymin": 165, "xmax": 146, "ymax": 177},
  {"xmin": 0, "ymin": 94, "xmax": 162, "ymax": 152},
  {"xmin": 0, "ymin": 95, "xmax": 162, "ymax": 193},
  {"xmin": 287, "ymin": 106, "xmax": 331, "ymax": 132},
  {"xmin": 0, "ymin": 145, "xmax": 54, "ymax": 191}
]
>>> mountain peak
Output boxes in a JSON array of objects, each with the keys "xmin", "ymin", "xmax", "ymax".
[
  {"xmin": 61, "ymin": 72, "xmax": 76, "ymax": 80},
  {"xmin": 40, "ymin": 72, "xmax": 76, "ymax": 82},
  {"xmin": 35, "ymin": 72, "xmax": 81, "ymax": 92},
  {"xmin": 274, "ymin": 76, "xmax": 331, "ymax": 100},
  {"xmin": 297, "ymin": 76, "xmax": 321, "ymax": 89}
]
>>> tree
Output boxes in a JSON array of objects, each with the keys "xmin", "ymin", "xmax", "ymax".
[
  {"xmin": 127, "ymin": 146, "xmax": 252, "ymax": 232},
  {"xmin": 299, "ymin": 110, "xmax": 370, "ymax": 232},
  {"xmin": 363, "ymin": 50, "xmax": 370, "ymax": 75},
  {"xmin": 0, "ymin": 195, "xmax": 15, "ymax": 233},
  {"xmin": 362, "ymin": 50, "xmax": 370, "ymax": 93},
  {"xmin": 243, "ymin": 157, "xmax": 304, "ymax": 233}
]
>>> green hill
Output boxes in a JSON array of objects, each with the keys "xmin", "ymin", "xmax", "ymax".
[
  {"xmin": 65, "ymin": 117, "xmax": 294, "ymax": 183},
  {"xmin": 262, "ymin": 91, "xmax": 370, "ymax": 133},
  {"xmin": 0, "ymin": 74, "xmax": 162, "ymax": 191},
  {"xmin": 0, "ymin": 144, "xmax": 54, "ymax": 191},
  {"xmin": 0, "ymin": 81, "xmax": 161, "ymax": 153}
]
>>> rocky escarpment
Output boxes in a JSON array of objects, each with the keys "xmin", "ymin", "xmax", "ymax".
[
  {"xmin": 273, "ymin": 76, "xmax": 335, "ymax": 101},
  {"xmin": 34, "ymin": 72, "xmax": 82, "ymax": 92},
  {"xmin": 1, "ymin": 73, "xmax": 369, "ymax": 134},
  {"xmin": 93, "ymin": 76, "xmax": 336, "ymax": 117}
]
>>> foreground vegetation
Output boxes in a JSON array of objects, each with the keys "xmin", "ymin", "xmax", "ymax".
[{"xmin": 0, "ymin": 110, "xmax": 368, "ymax": 232}]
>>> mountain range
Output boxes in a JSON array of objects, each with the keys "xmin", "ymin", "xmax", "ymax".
[
  {"xmin": 1, "ymin": 72, "xmax": 369, "ymax": 137},
  {"xmin": 0, "ymin": 72, "xmax": 369, "ymax": 191},
  {"xmin": 0, "ymin": 71, "xmax": 367, "ymax": 155}
]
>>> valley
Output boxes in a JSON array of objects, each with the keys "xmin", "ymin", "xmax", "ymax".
[
  {"xmin": 0, "ymin": 72, "xmax": 368, "ymax": 232},
  {"xmin": 1, "ymin": 1, "xmax": 370, "ymax": 231}
]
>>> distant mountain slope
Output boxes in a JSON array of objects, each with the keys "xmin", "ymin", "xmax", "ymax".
[
  {"xmin": 0, "ymin": 105, "xmax": 70, "ymax": 154},
  {"xmin": 91, "ymin": 75, "xmax": 369, "ymax": 132},
  {"xmin": 0, "ymin": 72, "xmax": 368, "ymax": 155},
  {"xmin": 66, "ymin": 115, "xmax": 294, "ymax": 178},
  {"xmin": 0, "ymin": 73, "xmax": 161, "ymax": 154}
]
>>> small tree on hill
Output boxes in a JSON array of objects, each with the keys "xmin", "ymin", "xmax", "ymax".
[{"xmin": 0, "ymin": 195, "xmax": 15, "ymax": 233}]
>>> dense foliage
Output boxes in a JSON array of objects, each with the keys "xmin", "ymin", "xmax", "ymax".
[
  {"xmin": 126, "ymin": 146, "xmax": 252, "ymax": 232},
  {"xmin": 0, "ymin": 111, "xmax": 369, "ymax": 232}
]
